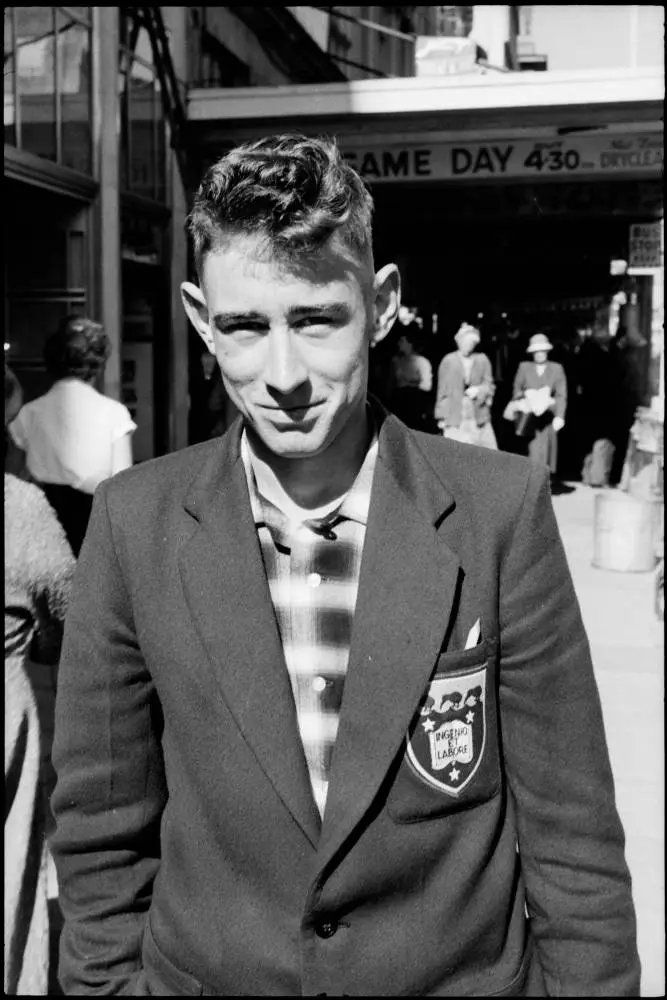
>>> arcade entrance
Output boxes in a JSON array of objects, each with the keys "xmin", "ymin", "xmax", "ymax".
[{"xmin": 370, "ymin": 175, "xmax": 663, "ymax": 479}]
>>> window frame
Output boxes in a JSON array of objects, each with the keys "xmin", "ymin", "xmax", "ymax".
[
  {"xmin": 118, "ymin": 8, "xmax": 167, "ymax": 203},
  {"xmin": 6, "ymin": 6, "xmax": 95, "ymax": 175}
]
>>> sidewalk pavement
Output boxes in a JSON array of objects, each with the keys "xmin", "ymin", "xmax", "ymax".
[{"xmin": 552, "ymin": 483, "xmax": 665, "ymax": 999}]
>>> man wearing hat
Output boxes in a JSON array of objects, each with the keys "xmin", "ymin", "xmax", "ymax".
[
  {"xmin": 435, "ymin": 323, "xmax": 497, "ymax": 448},
  {"xmin": 511, "ymin": 333, "xmax": 567, "ymax": 478}
]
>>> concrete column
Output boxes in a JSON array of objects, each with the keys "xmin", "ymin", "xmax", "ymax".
[
  {"xmin": 94, "ymin": 7, "xmax": 122, "ymax": 401},
  {"xmin": 161, "ymin": 5, "xmax": 190, "ymax": 452}
]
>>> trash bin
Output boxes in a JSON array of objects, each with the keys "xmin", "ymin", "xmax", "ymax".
[{"xmin": 592, "ymin": 491, "xmax": 661, "ymax": 573}]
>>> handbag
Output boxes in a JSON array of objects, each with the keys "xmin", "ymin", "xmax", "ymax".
[{"xmin": 514, "ymin": 410, "xmax": 536, "ymax": 439}]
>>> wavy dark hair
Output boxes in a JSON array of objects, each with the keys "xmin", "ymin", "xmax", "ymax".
[
  {"xmin": 44, "ymin": 317, "xmax": 111, "ymax": 384},
  {"xmin": 187, "ymin": 133, "xmax": 375, "ymax": 275}
]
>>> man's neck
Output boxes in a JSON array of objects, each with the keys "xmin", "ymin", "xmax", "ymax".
[{"xmin": 245, "ymin": 400, "xmax": 372, "ymax": 511}]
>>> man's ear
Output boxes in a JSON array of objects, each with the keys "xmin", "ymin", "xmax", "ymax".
[
  {"xmin": 372, "ymin": 264, "xmax": 401, "ymax": 346},
  {"xmin": 181, "ymin": 281, "xmax": 215, "ymax": 354}
]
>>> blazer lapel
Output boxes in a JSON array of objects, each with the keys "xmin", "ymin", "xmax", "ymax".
[
  {"xmin": 318, "ymin": 416, "xmax": 461, "ymax": 862},
  {"xmin": 179, "ymin": 422, "xmax": 321, "ymax": 846}
]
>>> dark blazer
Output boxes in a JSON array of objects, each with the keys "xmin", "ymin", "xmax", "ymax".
[{"xmin": 50, "ymin": 409, "xmax": 639, "ymax": 997}]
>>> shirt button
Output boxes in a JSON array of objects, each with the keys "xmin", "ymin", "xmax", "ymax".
[
  {"xmin": 312, "ymin": 676, "xmax": 327, "ymax": 693},
  {"xmin": 307, "ymin": 572, "xmax": 322, "ymax": 588},
  {"xmin": 315, "ymin": 918, "xmax": 339, "ymax": 938}
]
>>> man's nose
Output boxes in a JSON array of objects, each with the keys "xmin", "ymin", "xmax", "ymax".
[{"xmin": 263, "ymin": 329, "xmax": 308, "ymax": 395}]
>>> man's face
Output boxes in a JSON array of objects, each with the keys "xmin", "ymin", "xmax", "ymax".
[
  {"xmin": 533, "ymin": 350, "xmax": 549, "ymax": 365},
  {"xmin": 183, "ymin": 233, "xmax": 398, "ymax": 461}
]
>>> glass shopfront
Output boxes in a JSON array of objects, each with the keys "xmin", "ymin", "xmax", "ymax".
[
  {"xmin": 4, "ymin": 6, "xmax": 94, "ymax": 174},
  {"xmin": 4, "ymin": 7, "xmax": 97, "ymax": 400},
  {"xmin": 119, "ymin": 11, "xmax": 167, "ymax": 203}
]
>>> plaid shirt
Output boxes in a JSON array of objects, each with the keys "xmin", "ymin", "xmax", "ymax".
[{"xmin": 241, "ymin": 430, "xmax": 378, "ymax": 818}]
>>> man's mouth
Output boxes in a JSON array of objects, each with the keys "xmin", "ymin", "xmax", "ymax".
[{"xmin": 263, "ymin": 401, "xmax": 323, "ymax": 414}]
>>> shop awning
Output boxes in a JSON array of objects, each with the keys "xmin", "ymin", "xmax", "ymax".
[{"xmin": 188, "ymin": 66, "xmax": 664, "ymax": 140}]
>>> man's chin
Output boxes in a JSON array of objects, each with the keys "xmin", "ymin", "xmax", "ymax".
[{"xmin": 247, "ymin": 418, "xmax": 329, "ymax": 460}]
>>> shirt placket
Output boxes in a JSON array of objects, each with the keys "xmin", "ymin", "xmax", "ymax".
[{"xmin": 288, "ymin": 524, "xmax": 327, "ymax": 809}]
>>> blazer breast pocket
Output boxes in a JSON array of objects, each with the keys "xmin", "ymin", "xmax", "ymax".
[{"xmin": 387, "ymin": 637, "xmax": 502, "ymax": 824}]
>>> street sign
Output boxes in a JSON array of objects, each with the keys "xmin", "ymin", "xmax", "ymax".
[
  {"xmin": 341, "ymin": 133, "xmax": 663, "ymax": 184},
  {"xmin": 629, "ymin": 222, "xmax": 663, "ymax": 270}
]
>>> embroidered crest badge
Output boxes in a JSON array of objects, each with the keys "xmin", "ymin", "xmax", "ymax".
[{"xmin": 406, "ymin": 667, "xmax": 487, "ymax": 796}]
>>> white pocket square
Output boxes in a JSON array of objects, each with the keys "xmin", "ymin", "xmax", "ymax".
[{"xmin": 465, "ymin": 619, "xmax": 482, "ymax": 650}]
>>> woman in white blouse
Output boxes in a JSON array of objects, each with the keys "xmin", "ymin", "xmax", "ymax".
[{"xmin": 9, "ymin": 317, "xmax": 136, "ymax": 555}]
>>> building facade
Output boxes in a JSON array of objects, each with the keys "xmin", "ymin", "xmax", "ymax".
[
  {"xmin": 4, "ymin": 6, "xmax": 192, "ymax": 459},
  {"xmin": 3, "ymin": 6, "xmax": 363, "ymax": 458},
  {"xmin": 466, "ymin": 5, "xmax": 665, "ymax": 72},
  {"xmin": 515, "ymin": 5, "xmax": 665, "ymax": 72}
]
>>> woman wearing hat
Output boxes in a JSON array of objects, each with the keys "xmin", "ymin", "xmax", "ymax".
[
  {"xmin": 434, "ymin": 323, "xmax": 497, "ymax": 448},
  {"xmin": 511, "ymin": 333, "xmax": 567, "ymax": 478}
]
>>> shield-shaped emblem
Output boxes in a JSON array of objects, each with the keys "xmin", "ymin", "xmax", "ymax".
[{"xmin": 406, "ymin": 666, "xmax": 486, "ymax": 796}]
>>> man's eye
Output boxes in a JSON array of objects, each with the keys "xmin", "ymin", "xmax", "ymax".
[
  {"xmin": 296, "ymin": 317, "xmax": 333, "ymax": 329},
  {"xmin": 223, "ymin": 324, "xmax": 265, "ymax": 337}
]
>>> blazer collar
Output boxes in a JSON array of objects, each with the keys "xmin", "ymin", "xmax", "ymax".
[
  {"xmin": 316, "ymin": 413, "xmax": 460, "ymax": 863},
  {"xmin": 180, "ymin": 418, "xmax": 323, "ymax": 845}
]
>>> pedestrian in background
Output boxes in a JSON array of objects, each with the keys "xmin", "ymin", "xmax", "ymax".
[
  {"xmin": 389, "ymin": 325, "xmax": 434, "ymax": 431},
  {"xmin": 577, "ymin": 321, "xmax": 623, "ymax": 488},
  {"xmin": 491, "ymin": 324, "xmax": 526, "ymax": 453},
  {"xmin": 51, "ymin": 133, "xmax": 638, "ymax": 998},
  {"xmin": 511, "ymin": 333, "xmax": 567, "ymax": 484},
  {"xmin": 5, "ymin": 366, "xmax": 75, "ymax": 996},
  {"xmin": 435, "ymin": 323, "xmax": 497, "ymax": 448},
  {"xmin": 8, "ymin": 317, "xmax": 136, "ymax": 556}
]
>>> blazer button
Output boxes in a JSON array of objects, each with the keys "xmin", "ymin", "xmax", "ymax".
[{"xmin": 315, "ymin": 918, "xmax": 339, "ymax": 938}]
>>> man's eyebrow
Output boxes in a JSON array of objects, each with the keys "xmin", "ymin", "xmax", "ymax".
[
  {"xmin": 213, "ymin": 303, "xmax": 350, "ymax": 326},
  {"xmin": 212, "ymin": 311, "xmax": 267, "ymax": 326},
  {"xmin": 287, "ymin": 303, "xmax": 350, "ymax": 319}
]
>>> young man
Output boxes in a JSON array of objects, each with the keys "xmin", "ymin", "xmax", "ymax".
[{"xmin": 51, "ymin": 134, "xmax": 639, "ymax": 997}]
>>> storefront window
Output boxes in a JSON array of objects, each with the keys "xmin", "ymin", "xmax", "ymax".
[
  {"xmin": 15, "ymin": 6, "xmax": 57, "ymax": 162},
  {"xmin": 3, "ymin": 7, "xmax": 93, "ymax": 174},
  {"xmin": 57, "ymin": 7, "xmax": 92, "ymax": 173}
]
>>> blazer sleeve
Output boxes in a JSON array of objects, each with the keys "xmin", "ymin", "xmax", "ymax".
[
  {"xmin": 50, "ymin": 482, "xmax": 167, "ymax": 996},
  {"xmin": 498, "ymin": 464, "xmax": 640, "ymax": 996}
]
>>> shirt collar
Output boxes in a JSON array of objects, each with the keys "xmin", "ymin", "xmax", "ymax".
[{"xmin": 241, "ymin": 413, "xmax": 378, "ymax": 534}]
